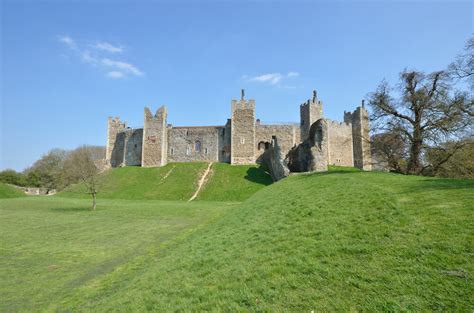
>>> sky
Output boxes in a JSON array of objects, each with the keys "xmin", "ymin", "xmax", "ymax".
[{"xmin": 1, "ymin": 0, "xmax": 472, "ymax": 171}]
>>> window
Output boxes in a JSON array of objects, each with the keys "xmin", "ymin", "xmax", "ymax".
[
  {"xmin": 195, "ymin": 141, "xmax": 201, "ymax": 152},
  {"xmin": 170, "ymin": 148, "xmax": 174, "ymax": 155},
  {"xmin": 204, "ymin": 147, "xmax": 208, "ymax": 154},
  {"xmin": 240, "ymin": 137, "xmax": 245, "ymax": 145}
]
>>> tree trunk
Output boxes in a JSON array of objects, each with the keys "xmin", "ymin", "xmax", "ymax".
[
  {"xmin": 91, "ymin": 193, "xmax": 97, "ymax": 211},
  {"xmin": 408, "ymin": 111, "xmax": 423, "ymax": 174}
]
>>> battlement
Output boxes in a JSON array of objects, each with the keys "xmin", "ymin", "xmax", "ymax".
[
  {"xmin": 231, "ymin": 99, "xmax": 255, "ymax": 112},
  {"xmin": 327, "ymin": 119, "xmax": 352, "ymax": 128},
  {"xmin": 144, "ymin": 106, "xmax": 167, "ymax": 120},
  {"xmin": 108, "ymin": 116, "xmax": 127, "ymax": 128}
]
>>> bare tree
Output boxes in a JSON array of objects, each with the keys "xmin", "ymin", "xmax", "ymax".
[
  {"xmin": 371, "ymin": 132, "xmax": 407, "ymax": 173},
  {"xmin": 449, "ymin": 36, "xmax": 474, "ymax": 89},
  {"xmin": 63, "ymin": 146, "xmax": 104, "ymax": 210},
  {"xmin": 368, "ymin": 70, "xmax": 473, "ymax": 175}
]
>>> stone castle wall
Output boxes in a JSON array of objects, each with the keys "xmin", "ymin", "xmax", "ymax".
[
  {"xmin": 344, "ymin": 104, "xmax": 372, "ymax": 170},
  {"xmin": 300, "ymin": 91, "xmax": 323, "ymax": 142},
  {"xmin": 109, "ymin": 128, "xmax": 143, "ymax": 167},
  {"xmin": 326, "ymin": 120, "xmax": 354, "ymax": 167},
  {"xmin": 231, "ymin": 99, "xmax": 256, "ymax": 165},
  {"xmin": 142, "ymin": 107, "xmax": 167, "ymax": 167},
  {"xmin": 106, "ymin": 117, "xmax": 127, "ymax": 165},
  {"xmin": 255, "ymin": 124, "xmax": 299, "ymax": 162},
  {"xmin": 167, "ymin": 126, "xmax": 221, "ymax": 162},
  {"xmin": 106, "ymin": 89, "xmax": 371, "ymax": 172}
]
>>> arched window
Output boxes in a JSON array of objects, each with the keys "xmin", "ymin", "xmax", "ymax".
[{"xmin": 195, "ymin": 140, "xmax": 201, "ymax": 152}]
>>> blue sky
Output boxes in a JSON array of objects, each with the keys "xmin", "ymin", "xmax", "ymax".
[{"xmin": 1, "ymin": 0, "xmax": 472, "ymax": 171}]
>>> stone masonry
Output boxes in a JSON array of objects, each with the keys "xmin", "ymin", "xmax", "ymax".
[{"xmin": 106, "ymin": 89, "xmax": 371, "ymax": 173}]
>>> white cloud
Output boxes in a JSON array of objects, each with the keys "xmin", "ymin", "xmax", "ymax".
[
  {"xmin": 58, "ymin": 35, "xmax": 76, "ymax": 50},
  {"xmin": 58, "ymin": 35, "xmax": 143, "ymax": 79},
  {"xmin": 94, "ymin": 42, "xmax": 123, "ymax": 53},
  {"xmin": 249, "ymin": 73, "xmax": 283, "ymax": 85},
  {"xmin": 245, "ymin": 71, "xmax": 300, "ymax": 86},
  {"xmin": 107, "ymin": 71, "xmax": 125, "ymax": 79},
  {"xmin": 81, "ymin": 50, "xmax": 97, "ymax": 64},
  {"xmin": 101, "ymin": 58, "xmax": 143, "ymax": 76}
]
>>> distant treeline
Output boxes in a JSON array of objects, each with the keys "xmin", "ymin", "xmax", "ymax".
[{"xmin": 0, "ymin": 146, "xmax": 105, "ymax": 190}]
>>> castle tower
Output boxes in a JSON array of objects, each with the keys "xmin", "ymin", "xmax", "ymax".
[
  {"xmin": 345, "ymin": 100, "xmax": 372, "ymax": 170},
  {"xmin": 231, "ymin": 89, "xmax": 256, "ymax": 164},
  {"xmin": 142, "ymin": 106, "xmax": 168, "ymax": 167},
  {"xmin": 106, "ymin": 117, "xmax": 127, "ymax": 166},
  {"xmin": 300, "ymin": 90, "xmax": 324, "ymax": 142}
]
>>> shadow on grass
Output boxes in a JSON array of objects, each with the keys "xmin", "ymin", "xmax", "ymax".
[
  {"xmin": 245, "ymin": 166, "xmax": 273, "ymax": 186},
  {"xmin": 50, "ymin": 207, "xmax": 94, "ymax": 212}
]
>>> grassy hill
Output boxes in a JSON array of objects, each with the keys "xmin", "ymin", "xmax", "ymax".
[
  {"xmin": 0, "ymin": 183, "xmax": 26, "ymax": 199},
  {"xmin": 60, "ymin": 163, "xmax": 272, "ymax": 201},
  {"xmin": 1, "ymin": 168, "xmax": 472, "ymax": 311}
]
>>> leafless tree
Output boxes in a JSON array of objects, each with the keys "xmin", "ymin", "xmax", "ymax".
[
  {"xmin": 63, "ymin": 146, "xmax": 104, "ymax": 210},
  {"xmin": 449, "ymin": 36, "xmax": 474, "ymax": 90},
  {"xmin": 368, "ymin": 70, "xmax": 473, "ymax": 175}
]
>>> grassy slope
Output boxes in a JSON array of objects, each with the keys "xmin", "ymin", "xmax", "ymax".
[
  {"xmin": 198, "ymin": 163, "xmax": 272, "ymax": 201},
  {"xmin": 0, "ymin": 183, "xmax": 26, "ymax": 199},
  {"xmin": 0, "ymin": 197, "xmax": 236, "ymax": 311},
  {"xmin": 61, "ymin": 163, "xmax": 208, "ymax": 201},
  {"xmin": 54, "ymin": 171, "xmax": 473, "ymax": 311},
  {"xmin": 60, "ymin": 163, "xmax": 272, "ymax": 201}
]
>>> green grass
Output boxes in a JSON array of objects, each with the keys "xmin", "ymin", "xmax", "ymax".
[
  {"xmin": 0, "ymin": 183, "xmax": 26, "ymax": 199},
  {"xmin": 61, "ymin": 163, "xmax": 272, "ymax": 201},
  {"xmin": 61, "ymin": 163, "xmax": 208, "ymax": 201},
  {"xmin": 1, "ymin": 169, "xmax": 473, "ymax": 311},
  {"xmin": 198, "ymin": 163, "xmax": 273, "ymax": 201},
  {"xmin": 0, "ymin": 196, "xmax": 236, "ymax": 311}
]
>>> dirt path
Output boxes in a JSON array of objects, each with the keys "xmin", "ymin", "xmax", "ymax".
[{"xmin": 188, "ymin": 162, "xmax": 213, "ymax": 202}]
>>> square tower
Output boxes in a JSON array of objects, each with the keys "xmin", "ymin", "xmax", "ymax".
[
  {"xmin": 231, "ymin": 90, "xmax": 256, "ymax": 164},
  {"xmin": 344, "ymin": 101, "xmax": 372, "ymax": 170},
  {"xmin": 142, "ymin": 106, "xmax": 168, "ymax": 167},
  {"xmin": 300, "ymin": 90, "xmax": 324, "ymax": 142},
  {"xmin": 106, "ymin": 117, "xmax": 127, "ymax": 167}
]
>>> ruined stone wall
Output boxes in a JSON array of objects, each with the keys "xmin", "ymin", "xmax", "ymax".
[
  {"xmin": 110, "ymin": 131, "xmax": 126, "ymax": 167},
  {"xmin": 110, "ymin": 128, "xmax": 143, "ymax": 167},
  {"xmin": 231, "ymin": 99, "xmax": 256, "ymax": 164},
  {"xmin": 124, "ymin": 128, "xmax": 143, "ymax": 166},
  {"xmin": 106, "ymin": 117, "xmax": 127, "ymax": 166},
  {"xmin": 255, "ymin": 125, "xmax": 298, "ymax": 163},
  {"xmin": 300, "ymin": 90, "xmax": 324, "ymax": 142},
  {"xmin": 167, "ymin": 126, "xmax": 221, "ymax": 162},
  {"xmin": 218, "ymin": 119, "xmax": 232, "ymax": 163},
  {"xmin": 142, "ymin": 107, "xmax": 167, "ymax": 167},
  {"xmin": 326, "ymin": 120, "xmax": 354, "ymax": 167},
  {"xmin": 261, "ymin": 136, "xmax": 290, "ymax": 181},
  {"xmin": 345, "ymin": 105, "xmax": 372, "ymax": 170},
  {"xmin": 287, "ymin": 119, "xmax": 328, "ymax": 172}
]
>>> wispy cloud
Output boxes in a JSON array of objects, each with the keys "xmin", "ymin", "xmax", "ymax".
[
  {"xmin": 244, "ymin": 72, "xmax": 300, "ymax": 86},
  {"xmin": 58, "ymin": 35, "xmax": 77, "ymax": 50},
  {"xmin": 101, "ymin": 58, "xmax": 143, "ymax": 76},
  {"xmin": 249, "ymin": 73, "xmax": 283, "ymax": 85},
  {"xmin": 107, "ymin": 71, "xmax": 125, "ymax": 79},
  {"xmin": 94, "ymin": 41, "xmax": 123, "ymax": 53},
  {"xmin": 58, "ymin": 35, "xmax": 143, "ymax": 79}
]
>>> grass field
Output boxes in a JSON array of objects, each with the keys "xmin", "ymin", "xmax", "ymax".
[
  {"xmin": 61, "ymin": 163, "xmax": 272, "ymax": 201},
  {"xmin": 1, "ymin": 168, "xmax": 473, "ymax": 311},
  {"xmin": 0, "ymin": 183, "xmax": 26, "ymax": 199}
]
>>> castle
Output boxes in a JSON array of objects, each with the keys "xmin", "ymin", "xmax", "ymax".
[{"xmin": 106, "ymin": 90, "xmax": 371, "ymax": 174}]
